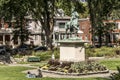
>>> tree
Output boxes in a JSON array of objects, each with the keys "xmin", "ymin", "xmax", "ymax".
[
  {"xmin": 0, "ymin": 0, "xmax": 31, "ymax": 45},
  {"xmin": 56, "ymin": 0, "xmax": 87, "ymax": 17},
  {"xmin": 29, "ymin": 0, "xmax": 86, "ymax": 50},
  {"xmin": 28, "ymin": 0, "xmax": 55, "ymax": 50},
  {"xmin": 0, "ymin": 0, "xmax": 86, "ymax": 49},
  {"xmin": 87, "ymin": 0, "xmax": 120, "ymax": 47}
]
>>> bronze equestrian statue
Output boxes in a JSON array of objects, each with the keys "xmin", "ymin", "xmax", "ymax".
[{"xmin": 65, "ymin": 9, "xmax": 80, "ymax": 34}]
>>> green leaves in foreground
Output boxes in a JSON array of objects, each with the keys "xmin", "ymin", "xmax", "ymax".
[{"xmin": 110, "ymin": 66, "xmax": 120, "ymax": 80}]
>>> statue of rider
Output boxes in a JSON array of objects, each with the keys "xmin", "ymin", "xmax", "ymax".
[
  {"xmin": 70, "ymin": 8, "xmax": 79, "ymax": 29},
  {"xmin": 65, "ymin": 8, "xmax": 79, "ymax": 33}
]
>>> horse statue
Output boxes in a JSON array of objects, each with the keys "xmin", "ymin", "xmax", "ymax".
[{"xmin": 65, "ymin": 9, "xmax": 79, "ymax": 34}]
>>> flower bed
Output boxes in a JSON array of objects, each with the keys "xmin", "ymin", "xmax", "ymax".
[{"xmin": 41, "ymin": 59, "xmax": 109, "ymax": 75}]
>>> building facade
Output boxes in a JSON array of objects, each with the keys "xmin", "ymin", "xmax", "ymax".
[
  {"xmin": 0, "ymin": 18, "xmax": 42, "ymax": 47},
  {"xmin": 104, "ymin": 19, "xmax": 120, "ymax": 45},
  {"xmin": 0, "ymin": 17, "xmax": 120, "ymax": 47},
  {"xmin": 52, "ymin": 17, "xmax": 91, "ymax": 46}
]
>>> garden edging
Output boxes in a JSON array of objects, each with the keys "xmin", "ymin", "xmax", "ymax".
[{"xmin": 41, "ymin": 69, "xmax": 109, "ymax": 76}]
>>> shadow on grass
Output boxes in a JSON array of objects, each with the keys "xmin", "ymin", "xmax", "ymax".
[{"xmin": 94, "ymin": 77, "xmax": 109, "ymax": 80}]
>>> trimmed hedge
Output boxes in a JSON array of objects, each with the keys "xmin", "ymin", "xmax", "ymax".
[
  {"xmin": 34, "ymin": 48, "xmax": 60, "ymax": 61},
  {"xmin": 86, "ymin": 46, "xmax": 120, "ymax": 57}
]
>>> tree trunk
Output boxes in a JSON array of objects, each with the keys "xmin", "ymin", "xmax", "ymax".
[
  {"xmin": 46, "ymin": 31, "xmax": 53, "ymax": 50},
  {"xmin": 43, "ymin": 0, "xmax": 54, "ymax": 50},
  {"xmin": 105, "ymin": 32, "xmax": 110, "ymax": 46},
  {"xmin": 88, "ymin": 0, "xmax": 96, "ymax": 47},
  {"xmin": 105, "ymin": 33, "xmax": 108, "ymax": 46},
  {"xmin": 98, "ymin": 33, "xmax": 102, "ymax": 47}
]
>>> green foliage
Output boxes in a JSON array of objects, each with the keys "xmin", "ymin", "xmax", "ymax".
[
  {"xmin": 34, "ymin": 48, "xmax": 60, "ymax": 61},
  {"xmin": 34, "ymin": 51, "xmax": 52, "ymax": 61},
  {"xmin": 99, "ymin": 58, "xmax": 120, "ymax": 70},
  {"xmin": 53, "ymin": 48, "xmax": 60, "ymax": 59},
  {"xmin": 86, "ymin": 46, "xmax": 119, "ymax": 57},
  {"xmin": 48, "ymin": 59, "xmax": 60, "ymax": 66},
  {"xmin": 70, "ymin": 61, "xmax": 107, "ymax": 73},
  {"xmin": 110, "ymin": 66, "xmax": 120, "ymax": 80},
  {"xmin": 42, "ymin": 60, "xmax": 107, "ymax": 74},
  {"xmin": 56, "ymin": 0, "xmax": 87, "ymax": 17},
  {"xmin": 87, "ymin": 0, "xmax": 120, "ymax": 46},
  {"xmin": 95, "ymin": 47, "xmax": 115, "ymax": 57},
  {"xmin": 0, "ymin": 0, "xmax": 31, "ymax": 44}
]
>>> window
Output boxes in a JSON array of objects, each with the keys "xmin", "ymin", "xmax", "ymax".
[
  {"xmin": 94, "ymin": 36, "xmax": 99, "ymax": 42},
  {"xmin": 118, "ymin": 23, "xmax": 120, "ymax": 29},
  {"xmin": 59, "ymin": 23, "xmax": 65, "ymax": 28}
]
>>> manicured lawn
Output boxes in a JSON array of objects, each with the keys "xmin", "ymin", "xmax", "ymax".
[
  {"xmin": 1, "ymin": 58, "xmax": 120, "ymax": 80},
  {"xmin": 30, "ymin": 61, "xmax": 47, "ymax": 67},
  {"xmin": 99, "ymin": 58, "xmax": 120, "ymax": 70},
  {"xmin": 0, "ymin": 66, "xmax": 108, "ymax": 80}
]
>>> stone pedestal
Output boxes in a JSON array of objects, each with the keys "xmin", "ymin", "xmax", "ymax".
[{"xmin": 58, "ymin": 41, "xmax": 88, "ymax": 62}]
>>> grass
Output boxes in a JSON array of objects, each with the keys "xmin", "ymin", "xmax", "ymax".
[
  {"xmin": 0, "ymin": 66, "xmax": 108, "ymax": 80},
  {"xmin": 0, "ymin": 66, "xmax": 32, "ymax": 80},
  {"xmin": 30, "ymin": 61, "xmax": 47, "ymax": 67},
  {"xmin": 99, "ymin": 58, "xmax": 120, "ymax": 70},
  {"xmin": 34, "ymin": 48, "xmax": 60, "ymax": 61},
  {"xmin": 1, "ymin": 51, "xmax": 120, "ymax": 80}
]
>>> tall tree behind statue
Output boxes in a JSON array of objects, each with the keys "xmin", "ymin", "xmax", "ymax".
[{"xmin": 87, "ymin": 0, "xmax": 120, "ymax": 47}]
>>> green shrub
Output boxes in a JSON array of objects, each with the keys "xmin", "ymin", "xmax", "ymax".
[
  {"xmin": 53, "ymin": 48, "xmax": 60, "ymax": 59},
  {"xmin": 86, "ymin": 46, "xmax": 119, "ymax": 57},
  {"xmin": 42, "ymin": 60, "xmax": 108, "ymax": 74},
  {"xmin": 34, "ymin": 51, "xmax": 52, "ymax": 61},
  {"xmin": 48, "ymin": 59, "xmax": 60, "ymax": 66},
  {"xmin": 110, "ymin": 66, "xmax": 120, "ymax": 80},
  {"xmin": 70, "ymin": 61, "xmax": 107, "ymax": 73},
  {"xmin": 34, "ymin": 48, "xmax": 60, "ymax": 61}
]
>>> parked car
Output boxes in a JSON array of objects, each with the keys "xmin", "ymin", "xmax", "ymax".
[
  {"xmin": 0, "ymin": 46, "xmax": 12, "ymax": 55},
  {"xmin": 33, "ymin": 46, "xmax": 47, "ymax": 52},
  {"xmin": 12, "ymin": 44, "xmax": 32, "ymax": 55}
]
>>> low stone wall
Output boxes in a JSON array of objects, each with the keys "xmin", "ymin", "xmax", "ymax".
[{"xmin": 41, "ymin": 69, "xmax": 109, "ymax": 76}]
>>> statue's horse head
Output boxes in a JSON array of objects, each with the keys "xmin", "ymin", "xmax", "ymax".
[{"xmin": 65, "ymin": 18, "xmax": 79, "ymax": 34}]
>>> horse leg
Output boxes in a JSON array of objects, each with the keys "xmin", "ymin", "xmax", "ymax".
[{"xmin": 64, "ymin": 28, "xmax": 68, "ymax": 39}]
